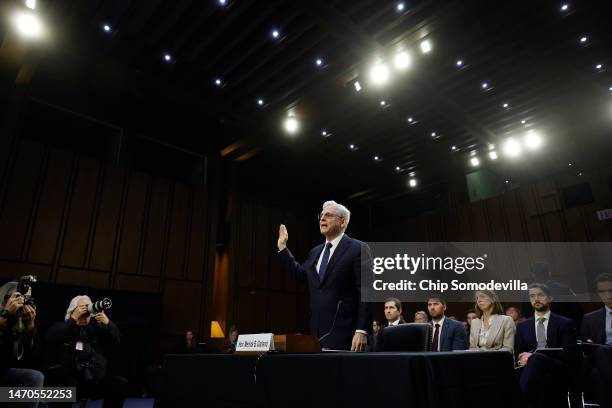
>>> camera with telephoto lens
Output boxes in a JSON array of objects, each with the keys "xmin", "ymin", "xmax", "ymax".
[
  {"xmin": 16, "ymin": 275, "xmax": 37, "ymax": 308},
  {"xmin": 87, "ymin": 298, "xmax": 112, "ymax": 314}
]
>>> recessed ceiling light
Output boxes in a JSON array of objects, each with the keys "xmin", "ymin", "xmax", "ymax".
[
  {"xmin": 431, "ymin": 132, "xmax": 436, "ymax": 137},
  {"xmin": 568, "ymin": 162, "xmax": 573, "ymax": 166},
  {"xmin": 608, "ymin": 85, "xmax": 612, "ymax": 92},
  {"xmin": 560, "ymin": 4, "xmax": 569, "ymax": 11},
  {"xmin": 395, "ymin": 166, "xmax": 401, "ymax": 171},
  {"xmin": 315, "ymin": 58, "xmax": 323, "ymax": 67},
  {"xmin": 349, "ymin": 144, "xmax": 357, "ymax": 150},
  {"xmin": 503, "ymin": 137, "xmax": 522, "ymax": 157},
  {"xmin": 505, "ymin": 180, "xmax": 510, "ymax": 184},
  {"xmin": 374, "ymin": 155, "xmax": 380, "ymax": 161},
  {"xmin": 409, "ymin": 178, "xmax": 417, "ymax": 188},
  {"xmin": 524, "ymin": 130, "xmax": 543, "ymax": 150},
  {"xmin": 380, "ymin": 100, "xmax": 386, "ymax": 106},
  {"xmin": 25, "ymin": 0, "xmax": 36, "ymax": 10},
  {"xmin": 503, "ymin": 103, "xmax": 509, "ymax": 108},
  {"xmin": 103, "ymin": 24, "xmax": 111, "ymax": 33},
  {"xmin": 283, "ymin": 117, "xmax": 299, "ymax": 134},
  {"xmin": 456, "ymin": 59, "xmax": 463, "ymax": 67},
  {"xmin": 321, "ymin": 130, "xmax": 328, "ymax": 136},
  {"xmin": 272, "ymin": 29, "xmax": 280, "ymax": 39},
  {"xmin": 578, "ymin": 172, "xmax": 583, "ymax": 176},
  {"xmin": 489, "ymin": 151, "xmax": 498, "ymax": 160},
  {"xmin": 214, "ymin": 78, "xmax": 222, "ymax": 86},
  {"xmin": 407, "ymin": 117, "xmax": 413, "ymax": 123},
  {"xmin": 595, "ymin": 63, "xmax": 603, "ymax": 70},
  {"xmin": 470, "ymin": 157, "xmax": 480, "ymax": 167},
  {"xmin": 12, "ymin": 11, "xmax": 44, "ymax": 39},
  {"xmin": 163, "ymin": 53, "xmax": 172, "ymax": 62},
  {"xmin": 396, "ymin": 2, "xmax": 405, "ymax": 12},
  {"xmin": 257, "ymin": 99, "xmax": 264, "ymax": 106},
  {"xmin": 481, "ymin": 82, "xmax": 489, "ymax": 89},
  {"xmin": 521, "ymin": 119, "xmax": 526, "ymax": 124},
  {"xmin": 451, "ymin": 145, "xmax": 456, "ymax": 151},
  {"xmin": 218, "ymin": 0, "xmax": 227, "ymax": 4},
  {"xmin": 369, "ymin": 62, "xmax": 390, "ymax": 85},
  {"xmin": 354, "ymin": 81, "xmax": 362, "ymax": 92},
  {"xmin": 393, "ymin": 51, "xmax": 411, "ymax": 70},
  {"xmin": 420, "ymin": 39, "xmax": 432, "ymax": 54},
  {"xmin": 579, "ymin": 36, "xmax": 588, "ymax": 43}
]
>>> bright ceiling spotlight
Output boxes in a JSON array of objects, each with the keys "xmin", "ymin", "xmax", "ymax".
[
  {"xmin": 395, "ymin": 166, "xmax": 401, "ymax": 171},
  {"xmin": 103, "ymin": 24, "xmax": 111, "ymax": 33},
  {"xmin": 257, "ymin": 99, "xmax": 264, "ymax": 106},
  {"xmin": 503, "ymin": 102, "xmax": 509, "ymax": 108},
  {"xmin": 489, "ymin": 151, "xmax": 498, "ymax": 160},
  {"xmin": 595, "ymin": 63, "xmax": 603, "ymax": 70},
  {"xmin": 163, "ymin": 53, "xmax": 172, "ymax": 62},
  {"xmin": 380, "ymin": 100, "xmax": 386, "ymax": 106},
  {"xmin": 369, "ymin": 62, "xmax": 390, "ymax": 85},
  {"xmin": 521, "ymin": 119, "xmax": 526, "ymax": 124},
  {"xmin": 349, "ymin": 144, "xmax": 357, "ymax": 150},
  {"xmin": 218, "ymin": 0, "xmax": 227, "ymax": 4},
  {"xmin": 25, "ymin": 0, "xmax": 36, "ymax": 9},
  {"xmin": 431, "ymin": 131, "xmax": 437, "ymax": 137},
  {"xmin": 451, "ymin": 145, "xmax": 456, "ymax": 151},
  {"xmin": 271, "ymin": 29, "xmax": 280, "ymax": 39},
  {"xmin": 374, "ymin": 155, "xmax": 380, "ymax": 161},
  {"xmin": 456, "ymin": 59, "xmax": 463, "ymax": 67},
  {"xmin": 214, "ymin": 78, "xmax": 222, "ymax": 86},
  {"xmin": 560, "ymin": 4, "xmax": 569, "ymax": 12},
  {"xmin": 354, "ymin": 81, "xmax": 362, "ymax": 92},
  {"xmin": 396, "ymin": 2, "xmax": 405, "ymax": 12},
  {"xmin": 283, "ymin": 116, "xmax": 299, "ymax": 134},
  {"xmin": 524, "ymin": 130, "xmax": 543, "ymax": 150},
  {"xmin": 481, "ymin": 82, "xmax": 489, "ymax": 89},
  {"xmin": 470, "ymin": 157, "xmax": 480, "ymax": 167},
  {"xmin": 407, "ymin": 117, "xmax": 413, "ymax": 123},
  {"xmin": 579, "ymin": 36, "xmax": 588, "ymax": 43},
  {"xmin": 321, "ymin": 130, "xmax": 328, "ymax": 136},
  {"xmin": 12, "ymin": 11, "xmax": 44, "ymax": 39},
  {"xmin": 503, "ymin": 137, "xmax": 522, "ymax": 157},
  {"xmin": 315, "ymin": 58, "xmax": 323, "ymax": 67},
  {"xmin": 419, "ymin": 39, "xmax": 432, "ymax": 54},
  {"xmin": 393, "ymin": 51, "xmax": 411, "ymax": 70},
  {"xmin": 409, "ymin": 178, "xmax": 417, "ymax": 188}
]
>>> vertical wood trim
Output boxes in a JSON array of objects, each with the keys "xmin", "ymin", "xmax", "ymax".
[
  {"xmin": 21, "ymin": 146, "xmax": 49, "ymax": 263},
  {"xmin": 109, "ymin": 168, "xmax": 131, "ymax": 289},
  {"xmin": 85, "ymin": 161, "xmax": 108, "ymax": 269}
]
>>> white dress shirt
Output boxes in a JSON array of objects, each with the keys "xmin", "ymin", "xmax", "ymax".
[
  {"xmin": 605, "ymin": 305, "xmax": 612, "ymax": 345},
  {"xmin": 315, "ymin": 233, "xmax": 344, "ymax": 273}
]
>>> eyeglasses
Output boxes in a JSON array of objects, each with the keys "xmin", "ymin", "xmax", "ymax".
[{"xmin": 317, "ymin": 212, "xmax": 343, "ymax": 221}]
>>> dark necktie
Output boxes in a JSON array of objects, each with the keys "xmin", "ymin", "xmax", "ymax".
[
  {"xmin": 318, "ymin": 242, "xmax": 333, "ymax": 282},
  {"xmin": 432, "ymin": 323, "xmax": 440, "ymax": 352}
]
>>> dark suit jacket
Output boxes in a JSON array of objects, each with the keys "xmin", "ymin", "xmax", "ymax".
[
  {"xmin": 580, "ymin": 308, "xmax": 606, "ymax": 344},
  {"xmin": 277, "ymin": 234, "xmax": 373, "ymax": 350},
  {"xmin": 515, "ymin": 313, "xmax": 577, "ymax": 362},
  {"xmin": 435, "ymin": 318, "xmax": 468, "ymax": 351}
]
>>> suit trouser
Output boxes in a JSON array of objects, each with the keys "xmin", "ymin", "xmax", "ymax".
[{"xmin": 519, "ymin": 353, "xmax": 570, "ymax": 408}]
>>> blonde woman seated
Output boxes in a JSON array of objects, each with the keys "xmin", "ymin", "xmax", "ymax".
[{"xmin": 469, "ymin": 290, "xmax": 515, "ymax": 352}]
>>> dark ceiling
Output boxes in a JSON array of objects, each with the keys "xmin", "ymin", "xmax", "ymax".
[{"xmin": 14, "ymin": 0, "xmax": 612, "ymax": 204}]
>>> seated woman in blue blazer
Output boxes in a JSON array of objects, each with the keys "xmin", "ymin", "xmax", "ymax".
[{"xmin": 469, "ymin": 290, "xmax": 515, "ymax": 352}]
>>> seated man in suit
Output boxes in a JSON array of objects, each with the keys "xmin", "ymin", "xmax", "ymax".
[
  {"xmin": 580, "ymin": 273, "xmax": 612, "ymax": 408},
  {"xmin": 515, "ymin": 283, "xmax": 578, "ymax": 408},
  {"xmin": 427, "ymin": 296, "xmax": 468, "ymax": 351},
  {"xmin": 383, "ymin": 297, "xmax": 406, "ymax": 327}
]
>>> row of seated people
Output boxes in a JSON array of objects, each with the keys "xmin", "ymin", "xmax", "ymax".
[
  {"xmin": 369, "ymin": 273, "xmax": 611, "ymax": 408},
  {"xmin": 0, "ymin": 279, "xmax": 127, "ymax": 408}
]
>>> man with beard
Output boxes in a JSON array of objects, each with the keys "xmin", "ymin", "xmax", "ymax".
[
  {"xmin": 427, "ymin": 296, "xmax": 467, "ymax": 351},
  {"xmin": 515, "ymin": 283, "xmax": 578, "ymax": 408},
  {"xmin": 277, "ymin": 200, "xmax": 372, "ymax": 351}
]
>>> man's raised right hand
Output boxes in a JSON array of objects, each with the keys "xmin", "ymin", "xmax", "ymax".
[{"xmin": 278, "ymin": 224, "xmax": 288, "ymax": 251}]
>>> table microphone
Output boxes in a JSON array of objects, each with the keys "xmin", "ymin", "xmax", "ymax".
[{"xmin": 318, "ymin": 300, "xmax": 343, "ymax": 346}]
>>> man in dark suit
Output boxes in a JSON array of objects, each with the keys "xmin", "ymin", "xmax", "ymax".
[
  {"xmin": 580, "ymin": 273, "xmax": 612, "ymax": 408},
  {"xmin": 427, "ymin": 296, "xmax": 468, "ymax": 351},
  {"xmin": 515, "ymin": 283, "xmax": 578, "ymax": 408},
  {"xmin": 581, "ymin": 273, "xmax": 612, "ymax": 345},
  {"xmin": 383, "ymin": 297, "xmax": 406, "ymax": 327},
  {"xmin": 277, "ymin": 200, "xmax": 372, "ymax": 351}
]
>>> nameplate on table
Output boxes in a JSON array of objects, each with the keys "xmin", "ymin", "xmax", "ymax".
[{"xmin": 235, "ymin": 333, "xmax": 275, "ymax": 354}]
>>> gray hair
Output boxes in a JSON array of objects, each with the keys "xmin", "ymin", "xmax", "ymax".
[
  {"xmin": 0, "ymin": 282, "xmax": 18, "ymax": 312},
  {"xmin": 65, "ymin": 295, "xmax": 92, "ymax": 320},
  {"xmin": 322, "ymin": 200, "xmax": 351, "ymax": 223},
  {"xmin": 414, "ymin": 311, "xmax": 428, "ymax": 321}
]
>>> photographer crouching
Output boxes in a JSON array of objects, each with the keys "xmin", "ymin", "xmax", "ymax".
[
  {"xmin": 44, "ymin": 295, "xmax": 127, "ymax": 408},
  {"xmin": 0, "ymin": 277, "xmax": 44, "ymax": 408}
]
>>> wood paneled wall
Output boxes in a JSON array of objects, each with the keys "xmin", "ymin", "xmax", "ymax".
[{"xmin": 0, "ymin": 137, "xmax": 218, "ymax": 353}]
